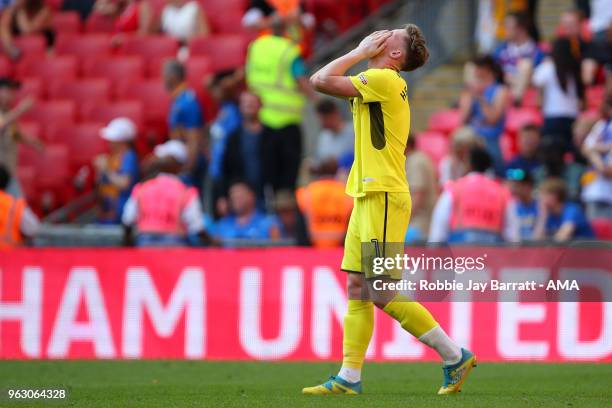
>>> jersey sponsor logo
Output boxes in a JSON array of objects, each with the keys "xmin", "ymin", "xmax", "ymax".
[
  {"xmin": 358, "ymin": 73, "xmax": 368, "ymax": 84},
  {"xmin": 400, "ymin": 85, "xmax": 407, "ymax": 101}
]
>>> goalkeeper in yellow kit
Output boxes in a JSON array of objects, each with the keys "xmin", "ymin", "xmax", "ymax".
[{"xmin": 302, "ymin": 26, "xmax": 476, "ymax": 395}]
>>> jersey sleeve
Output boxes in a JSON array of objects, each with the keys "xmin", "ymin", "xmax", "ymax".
[{"xmin": 349, "ymin": 69, "xmax": 391, "ymax": 103}]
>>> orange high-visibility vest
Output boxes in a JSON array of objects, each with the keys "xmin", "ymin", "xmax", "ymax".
[
  {"xmin": 0, "ymin": 191, "xmax": 24, "ymax": 248},
  {"xmin": 297, "ymin": 180, "xmax": 353, "ymax": 248}
]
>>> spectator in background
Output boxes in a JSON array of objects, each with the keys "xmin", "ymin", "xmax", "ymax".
[
  {"xmin": 533, "ymin": 38, "xmax": 585, "ymax": 154},
  {"xmin": 0, "ymin": 78, "xmax": 40, "ymax": 197},
  {"xmin": 493, "ymin": 12, "xmax": 545, "ymax": 104},
  {"xmin": 573, "ymin": 113, "xmax": 598, "ymax": 154},
  {"xmin": 122, "ymin": 140, "xmax": 207, "ymax": 247},
  {"xmin": 583, "ymin": 0, "xmax": 612, "ymax": 86},
  {"xmin": 438, "ymin": 127, "xmax": 481, "ymax": 187},
  {"xmin": 92, "ymin": 0, "xmax": 154, "ymax": 34},
  {"xmin": 242, "ymin": 0, "xmax": 315, "ymax": 56},
  {"xmin": 558, "ymin": 9, "xmax": 586, "ymax": 43},
  {"xmin": 94, "ymin": 118, "xmax": 140, "ymax": 224},
  {"xmin": 533, "ymin": 177, "xmax": 594, "ymax": 241},
  {"xmin": 314, "ymin": 99, "xmax": 354, "ymax": 168},
  {"xmin": 429, "ymin": 146, "xmax": 519, "ymax": 244},
  {"xmin": 506, "ymin": 167, "xmax": 538, "ymax": 240},
  {"xmin": 211, "ymin": 181, "xmax": 280, "ymax": 242},
  {"xmin": 506, "ymin": 123, "xmax": 541, "ymax": 173},
  {"xmin": 475, "ymin": 0, "xmax": 534, "ymax": 54},
  {"xmin": 581, "ymin": 95, "xmax": 612, "ymax": 219},
  {"xmin": 207, "ymin": 70, "xmax": 243, "ymax": 213},
  {"xmin": 534, "ymin": 140, "xmax": 585, "ymax": 201},
  {"xmin": 275, "ymin": 189, "xmax": 310, "ymax": 246},
  {"xmin": 161, "ymin": 0, "xmax": 209, "ymax": 43},
  {"xmin": 163, "ymin": 60, "xmax": 205, "ymax": 186},
  {"xmin": 221, "ymin": 91, "xmax": 266, "ymax": 210},
  {"xmin": 296, "ymin": 159, "xmax": 351, "ymax": 248},
  {"xmin": 246, "ymin": 18, "xmax": 314, "ymax": 193},
  {"xmin": 404, "ymin": 134, "xmax": 437, "ymax": 243},
  {"xmin": 0, "ymin": 0, "xmax": 53, "ymax": 59},
  {"xmin": 0, "ymin": 164, "xmax": 39, "ymax": 247},
  {"xmin": 459, "ymin": 55, "xmax": 509, "ymax": 175}
]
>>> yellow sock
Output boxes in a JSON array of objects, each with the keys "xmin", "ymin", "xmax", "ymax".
[
  {"xmin": 342, "ymin": 300, "xmax": 374, "ymax": 369},
  {"xmin": 382, "ymin": 294, "xmax": 438, "ymax": 338}
]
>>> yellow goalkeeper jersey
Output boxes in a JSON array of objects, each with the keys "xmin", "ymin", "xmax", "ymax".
[{"xmin": 346, "ymin": 68, "xmax": 411, "ymax": 197}]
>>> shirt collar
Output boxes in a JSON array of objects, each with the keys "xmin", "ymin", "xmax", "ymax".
[{"xmin": 171, "ymin": 83, "xmax": 188, "ymax": 99}]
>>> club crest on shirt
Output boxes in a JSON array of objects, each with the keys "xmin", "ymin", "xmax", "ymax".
[{"xmin": 358, "ymin": 74, "xmax": 368, "ymax": 85}]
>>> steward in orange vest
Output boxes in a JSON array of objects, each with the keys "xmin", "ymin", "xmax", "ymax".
[
  {"xmin": 0, "ymin": 165, "xmax": 39, "ymax": 248},
  {"xmin": 297, "ymin": 160, "xmax": 353, "ymax": 248}
]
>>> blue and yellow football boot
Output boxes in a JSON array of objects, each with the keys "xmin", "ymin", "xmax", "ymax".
[
  {"xmin": 437, "ymin": 348, "xmax": 477, "ymax": 395},
  {"xmin": 302, "ymin": 376, "xmax": 362, "ymax": 395}
]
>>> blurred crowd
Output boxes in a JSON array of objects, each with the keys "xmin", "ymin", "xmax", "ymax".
[
  {"xmin": 430, "ymin": 0, "xmax": 611, "ymax": 244},
  {"xmin": 0, "ymin": 0, "xmax": 611, "ymax": 248}
]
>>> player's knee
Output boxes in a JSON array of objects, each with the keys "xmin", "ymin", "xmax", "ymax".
[{"xmin": 373, "ymin": 300, "xmax": 389, "ymax": 309}]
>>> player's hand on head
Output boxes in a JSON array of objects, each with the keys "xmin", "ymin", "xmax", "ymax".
[{"xmin": 355, "ymin": 30, "xmax": 391, "ymax": 59}]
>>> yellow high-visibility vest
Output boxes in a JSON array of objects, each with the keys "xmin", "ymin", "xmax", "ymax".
[{"xmin": 246, "ymin": 35, "xmax": 306, "ymax": 129}]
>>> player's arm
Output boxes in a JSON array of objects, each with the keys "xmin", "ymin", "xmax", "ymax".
[
  {"xmin": 310, "ymin": 30, "xmax": 391, "ymax": 98},
  {"xmin": 476, "ymin": 86, "xmax": 509, "ymax": 124}
]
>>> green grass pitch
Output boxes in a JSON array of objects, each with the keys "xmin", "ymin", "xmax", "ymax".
[{"xmin": 0, "ymin": 360, "xmax": 610, "ymax": 407}]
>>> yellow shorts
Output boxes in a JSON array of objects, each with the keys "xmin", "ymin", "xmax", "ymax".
[{"xmin": 341, "ymin": 192, "xmax": 411, "ymax": 279}]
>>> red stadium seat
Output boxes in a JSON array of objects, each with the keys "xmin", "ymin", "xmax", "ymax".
[
  {"xmin": 85, "ymin": 14, "xmax": 116, "ymax": 33},
  {"xmin": 0, "ymin": 56, "xmax": 12, "ymax": 77},
  {"xmin": 55, "ymin": 34, "xmax": 113, "ymax": 60},
  {"xmin": 16, "ymin": 56, "xmax": 78, "ymax": 82},
  {"xmin": 416, "ymin": 131, "xmax": 449, "ymax": 165},
  {"xmin": 81, "ymin": 100, "xmax": 144, "ymax": 129},
  {"xmin": 16, "ymin": 165, "xmax": 36, "ymax": 204},
  {"xmin": 186, "ymin": 56, "xmax": 213, "ymax": 86},
  {"xmin": 586, "ymin": 86, "xmax": 604, "ymax": 111},
  {"xmin": 505, "ymin": 107, "xmax": 543, "ymax": 135},
  {"xmin": 120, "ymin": 35, "xmax": 179, "ymax": 64},
  {"xmin": 52, "ymin": 11, "xmax": 82, "ymax": 34},
  {"xmin": 46, "ymin": 122, "xmax": 108, "ymax": 169},
  {"xmin": 15, "ymin": 78, "xmax": 44, "ymax": 101},
  {"xmin": 116, "ymin": 80, "xmax": 171, "ymax": 146},
  {"xmin": 13, "ymin": 35, "xmax": 47, "ymax": 59},
  {"xmin": 22, "ymin": 100, "xmax": 76, "ymax": 129},
  {"xmin": 591, "ymin": 218, "xmax": 612, "ymax": 240},
  {"xmin": 16, "ymin": 122, "xmax": 41, "ymax": 142},
  {"xmin": 18, "ymin": 143, "xmax": 72, "ymax": 211},
  {"xmin": 202, "ymin": 0, "xmax": 247, "ymax": 33},
  {"xmin": 82, "ymin": 56, "xmax": 145, "ymax": 96},
  {"xmin": 34, "ymin": 144, "xmax": 71, "ymax": 189},
  {"xmin": 47, "ymin": 79, "xmax": 111, "ymax": 117},
  {"xmin": 427, "ymin": 109, "xmax": 462, "ymax": 135},
  {"xmin": 146, "ymin": 56, "xmax": 174, "ymax": 78},
  {"xmin": 116, "ymin": 80, "xmax": 171, "ymax": 121},
  {"xmin": 188, "ymin": 35, "xmax": 247, "ymax": 71}
]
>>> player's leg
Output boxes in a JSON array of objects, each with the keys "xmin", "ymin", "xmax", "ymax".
[
  {"xmin": 364, "ymin": 192, "xmax": 476, "ymax": 394},
  {"xmin": 302, "ymin": 200, "xmax": 372, "ymax": 395}
]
